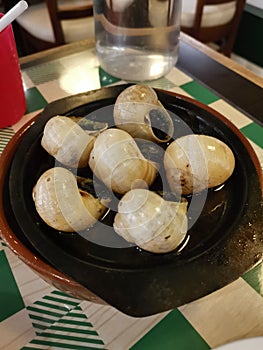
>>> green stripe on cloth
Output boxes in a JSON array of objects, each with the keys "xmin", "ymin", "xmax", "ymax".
[
  {"xmin": 180, "ymin": 81, "xmax": 219, "ymax": 104},
  {"xmin": 51, "ymin": 325, "xmax": 97, "ymax": 335},
  {"xmin": 27, "ymin": 305, "xmax": 64, "ymax": 318},
  {"xmin": 0, "ymin": 250, "xmax": 25, "ymax": 321},
  {"xmin": 28, "ymin": 313, "xmax": 57, "ymax": 324},
  {"xmin": 241, "ymin": 122, "xmax": 263, "ymax": 149},
  {"xmin": 243, "ymin": 262, "xmax": 263, "ymax": 297},
  {"xmin": 34, "ymin": 300, "xmax": 70, "ymax": 312},
  {"xmin": 43, "ymin": 294, "xmax": 80, "ymax": 306},
  {"xmin": 130, "ymin": 309, "xmax": 210, "ymax": 350},
  {"xmin": 24, "ymin": 339, "xmax": 103, "ymax": 350},
  {"xmin": 36, "ymin": 332, "xmax": 104, "ymax": 344},
  {"xmin": 32, "ymin": 322, "xmax": 47, "ymax": 330},
  {"xmin": 66, "ymin": 311, "xmax": 88, "ymax": 318},
  {"xmin": 0, "ymin": 127, "xmax": 14, "ymax": 155}
]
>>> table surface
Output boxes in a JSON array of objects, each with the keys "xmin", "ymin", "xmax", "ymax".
[{"xmin": 0, "ymin": 33, "xmax": 263, "ymax": 350}]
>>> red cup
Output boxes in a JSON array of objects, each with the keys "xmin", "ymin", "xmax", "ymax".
[{"xmin": 0, "ymin": 13, "xmax": 26, "ymax": 128}]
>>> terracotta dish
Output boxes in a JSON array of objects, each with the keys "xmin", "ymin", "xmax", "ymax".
[{"xmin": 0, "ymin": 85, "xmax": 262, "ymax": 317}]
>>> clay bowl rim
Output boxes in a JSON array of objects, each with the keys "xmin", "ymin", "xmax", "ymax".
[{"xmin": 0, "ymin": 116, "xmax": 105, "ymax": 303}]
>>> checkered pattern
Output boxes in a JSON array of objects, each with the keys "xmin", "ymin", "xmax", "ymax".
[{"xmin": 0, "ymin": 47, "xmax": 262, "ymax": 350}]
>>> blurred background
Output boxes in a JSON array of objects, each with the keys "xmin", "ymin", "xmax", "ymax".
[{"xmin": 0, "ymin": 0, "xmax": 262, "ymax": 77}]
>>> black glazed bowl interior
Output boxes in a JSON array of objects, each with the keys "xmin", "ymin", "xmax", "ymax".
[{"xmin": 4, "ymin": 85, "xmax": 263, "ymax": 317}]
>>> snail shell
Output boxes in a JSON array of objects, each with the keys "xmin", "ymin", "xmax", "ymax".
[
  {"xmin": 89, "ymin": 128, "xmax": 158, "ymax": 194},
  {"xmin": 113, "ymin": 84, "xmax": 174, "ymax": 143},
  {"xmin": 164, "ymin": 134, "xmax": 235, "ymax": 195},
  {"xmin": 41, "ymin": 116, "xmax": 95, "ymax": 168},
  {"xmin": 113, "ymin": 189, "xmax": 188, "ymax": 254},
  {"xmin": 32, "ymin": 167, "xmax": 106, "ymax": 232}
]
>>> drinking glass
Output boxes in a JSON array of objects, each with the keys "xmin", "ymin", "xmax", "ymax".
[{"xmin": 93, "ymin": 0, "xmax": 181, "ymax": 81}]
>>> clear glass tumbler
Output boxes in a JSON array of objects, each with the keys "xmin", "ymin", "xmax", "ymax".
[{"xmin": 94, "ymin": 0, "xmax": 181, "ymax": 81}]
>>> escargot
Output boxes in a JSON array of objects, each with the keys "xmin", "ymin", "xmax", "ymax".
[
  {"xmin": 32, "ymin": 167, "xmax": 106, "ymax": 232},
  {"xmin": 113, "ymin": 84, "xmax": 174, "ymax": 143},
  {"xmin": 89, "ymin": 128, "xmax": 158, "ymax": 194},
  {"xmin": 164, "ymin": 134, "xmax": 235, "ymax": 195},
  {"xmin": 113, "ymin": 189, "xmax": 188, "ymax": 254},
  {"xmin": 41, "ymin": 115, "xmax": 95, "ymax": 168}
]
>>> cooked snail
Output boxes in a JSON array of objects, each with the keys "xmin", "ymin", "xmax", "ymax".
[
  {"xmin": 35, "ymin": 85, "xmax": 238, "ymax": 256},
  {"xmin": 164, "ymin": 134, "xmax": 235, "ymax": 195},
  {"xmin": 113, "ymin": 84, "xmax": 174, "ymax": 143},
  {"xmin": 113, "ymin": 189, "xmax": 188, "ymax": 253},
  {"xmin": 89, "ymin": 128, "xmax": 158, "ymax": 194},
  {"xmin": 41, "ymin": 116, "xmax": 95, "ymax": 168},
  {"xmin": 32, "ymin": 167, "xmax": 106, "ymax": 232}
]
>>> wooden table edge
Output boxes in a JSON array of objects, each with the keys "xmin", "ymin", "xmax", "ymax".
[{"xmin": 180, "ymin": 33, "xmax": 263, "ymax": 88}]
